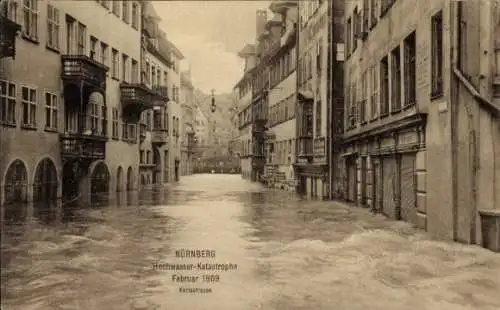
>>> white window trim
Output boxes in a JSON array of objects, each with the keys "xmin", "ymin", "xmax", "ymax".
[
  {"xmin": 47, "ymin": 4, "xmax": 60, "ymax": 50},
  {"xmin": 44, "ymin": 91, "xmax": 58, "ymax": 130},
  {"xmin": 20, "ymin": 84, "xmax": 38, "ymax": 128},
  {"xmin": 22, "ymin": 0, "xmax": 39, "ymax": 40},
  {"xmin": 0, "ymin": 79, "xmax": 17, "ymax": 125}
]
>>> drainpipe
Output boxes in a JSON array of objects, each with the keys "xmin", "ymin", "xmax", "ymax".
[{"xmin": 294, "ymin": 7, "xmax": 300, "ymax": 193}]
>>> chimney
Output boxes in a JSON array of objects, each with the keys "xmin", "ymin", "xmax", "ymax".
[{"xmin": 256, "ymin": 9, "xmax": 267, "ymax": 38}]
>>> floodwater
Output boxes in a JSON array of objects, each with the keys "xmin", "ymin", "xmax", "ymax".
[{"xmin": 1, "ymin": 174, "xmax": 499, "ymax": 310}]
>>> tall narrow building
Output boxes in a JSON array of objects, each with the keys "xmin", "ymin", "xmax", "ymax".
[
  {"xmin": 294, "ymin": 0, "xmax": 331, "ymax": 198},
  {"xmin": 339, "ymin": 0, "xmax": 500, "ymax": 251},
  {"xmin": 263, "ymin": 0, "xmax": 298, "ymax": 191}
]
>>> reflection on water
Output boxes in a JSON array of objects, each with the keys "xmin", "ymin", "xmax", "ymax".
[{"xmin": 1, "ymin": 174, "xmax": 500, "ymax": 310}]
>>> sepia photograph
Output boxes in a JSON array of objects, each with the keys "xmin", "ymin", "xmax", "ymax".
[{"xmin": 0, "ymin": 0, "xmax": 499, "ymax": 309}]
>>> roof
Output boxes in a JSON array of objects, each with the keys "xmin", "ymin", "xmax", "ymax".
[
  {"xmin": 237, "ymin": 44, "xmax": 255, "ymax": 58},
  {"xmin": 166, "ymin": 39, "xmax": 185, "ymax": 60},
  {"xmin": 143, "ymin": 1, "xmax": 161, "ymax": 21}
]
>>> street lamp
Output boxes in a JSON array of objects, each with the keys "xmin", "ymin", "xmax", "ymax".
[{"xmin": 210, "ymin": 89, "xmax": 216, "ymax": 113}]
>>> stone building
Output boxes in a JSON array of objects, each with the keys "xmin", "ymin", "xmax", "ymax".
[
  {"xmin": 294, "ymin": 0, "xmax": 331, "ymax": 198},
  {"xmin": 263, "ymin": 1, "xmax": 298, "ymax": 191},
  {"xmin": 234, "ymin": 43, "xmax": 256, "ymax": 180},
  {"xmin": 0, "ymin": 0, "xmax": 146, "ymax": 220},
  {"xmin": 138, "ymin": 1, "xmax": 170, "ymax": 187},
  {"xmin": 339, "ymin": 0, "xmax": 500, "ymax": 251},
  {"xmin": 180, "ymin": 69, "xmax": 195, "ymax": 176}
]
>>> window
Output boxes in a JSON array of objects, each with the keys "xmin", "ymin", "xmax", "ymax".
[
  {"xmin": 21, "ymin": 86, "xmax": 37, "ymax": 127},
  {"xmin": 6, "ymin": 0, "xmax": 18, "ymax": 23},
  {"xmin": 100, "ymin": 42, "xmax": 108, "ymax": 66},
  {"xmin": 370, "ymin": 0, "xmax": 378, "ymax": 28},
  {"xmin": 371, "ymin": 64, "xmax": 379, "ymax": 120},
  {"xmin": 151, "ymin": 65, "xmax": 156, "ymax": 86},
  {"xmin": 363, "ymin": 0, "xmax": 369, "ymax": 33},
  {"xmin": 380, "ymin": 56, "xmax": 389, "ymax": 116},
  {"xmin": 391, "ymin": 46, "xmax": 401, "ymax": 112},
  {"xmin": 431, "ymin": 10, "xmax": 443, "ymax": 97},
  {"xmin": 0, "ymin": 80, "xmax": 16, "ymax": 125},
  {"xmin": 90, "ymin": 36, "xmax": 98, "ymax": 60},
  {"xmin": 47, "ymin": 4, "xmax": 59, "ymax": 50},
  {"xmin": 101, "ymin": 105, "xmax": 107, "ymax": 137},
  {"xmin": 77, "ymin": 23, "xmax": 86, "ymax": 54},
  {"xmin": 316, "ymin": 39, "xmax": 322, "ymax": 75},
  {"xmin": 22, "ymin": 0, "xmax": 38, "ymax": 40},
  {"xmin": 346, "ymin": 17, "xmax": 352, "ymax": 57},
  {"xmin": 112, "ymin": 108, "xmax": 119, "ymax": 139},
  {"xmin": 131, "ymin": 59, "xmax": 138, "ymax": 83},
  {"xmin": 132, "ymin": 2, "xmax": 139, "ymax": 29},
  {"xmin": 140, "ymin": 150, "xmax": 144, "ymax": 164},
  {"xmin": 45, "ymin": 92, "xmax": 58, "ymax": 130},
  {"xmin": 361, "ymin": 72, "xmax": 368, "ymax": 123},
  {"xmin": 122, "ymin": 54, "xmax": 128, "ymax": 82},
  {"xmin": 122, "ymin": 1, "xmax": 129, "ymax": 24},
  {"xmin": 353, "ymin": 6, "xmax": 361, "ymax": 47},
  {"xmin": 112, "ymin": 0, "xmax": 120, "ymax": 16},
  {"xmin": 157, "ymin": 69, "xmax": 161, "ymax": 87},
  {"xmin": 163, "ymin": 71, "xmax": 168, "ymax": 86},
  {"xmin": 404, "ymin": 31, "xmax": 416, "ymax": 107},
  {"xmin": 90, "ymin": 101, "xmax": 99, "ymax": 134},
  {"xmin": 315, "ymin": 100, "xmax": 321, "ymax": 137},
  {"xmin": 111, "ymin": 48, "xmax": 119, "ymax": 79},
  {"xmin": 164, "ymin": 111, "xmax": 169, "ymax": 135}
]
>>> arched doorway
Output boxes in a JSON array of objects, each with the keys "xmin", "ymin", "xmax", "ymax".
[
  {"xmin": 90, "ymin": 162, "xmax": 110, "ymax": 206},
  {"xmin": 116, "ymin": 166, "xmax": 123, "ymax": 192},
  {"xmin": 33, "ymin": 158, "xmax": 58, "ymax": 202},
  {"xmin": 33, "ymin": 158, "xmax": 58, "ymax": 223},
  {"xmin": 3, "ymin": 159, "xmax": 28, "ymax": 223},
  {"xmin": 126, "ymin": 167, "xmax": 133, "ymax": 191}
]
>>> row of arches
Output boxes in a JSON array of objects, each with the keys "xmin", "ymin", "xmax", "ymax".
[
  {"xmin": 3, "ymin": 158, "xmax": 58, "ymax": 205},
  {"xmin": 2, "ymin": 159, "xmax": 136, "ymax": 206}
]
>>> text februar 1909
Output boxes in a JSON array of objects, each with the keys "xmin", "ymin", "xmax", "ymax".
[{"xmin": 152, "ymin": 249, "xmax": 238, "ymax": 294}]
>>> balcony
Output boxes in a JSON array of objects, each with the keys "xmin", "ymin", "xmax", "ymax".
[
  {"xmin": 120, "ymin": 83, "xmax": 165, "ymax": 122},
  {"xmin": 252, "ymin": 119, "xmax": 267, "ymax": 135},
  {"xmin": 152, "ymin": 85, "xmax": 169, "ymax": 101},
  {"xmin": 60, "ymin": 133, "xmax": 107, "ymax": 162},
  {"xmin": 151, "ymin": 128, "xmax": 168, "ymax": 145},
  {"xmin": 61, "ymin": 55, "xmax": 108, "ymax": 91},
  {"xmin": 0, "ymin": 16, "xmax": 21, "ymax": 59}
]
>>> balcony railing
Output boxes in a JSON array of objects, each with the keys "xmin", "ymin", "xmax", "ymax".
[
  {"xmin": 152, "ymin": 85, "xmax": 169, "ymax": 101},
  {"xmin": 61, "ymin": 55, "xmax": 108, "ymax": 90},
  {"xmin": 0, "ymin": 16, "xmax": 21, "ymax": 59},
  {"xmin": 120, "ymin": 83, "xmax": 165, "ymax": 122},
  {"xmin": 60, "ymin": 133, "xmax": 107, "ymax": 161},
  {"xmin": 151, "ymin": 128, "xmax": 168, "ymax": 145},
  {"xmin": 297, "ymin": 137, "xmax": 314, "ymax": 159}
]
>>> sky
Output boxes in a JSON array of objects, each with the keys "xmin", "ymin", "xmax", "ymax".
[{"xmin": 153, "ymin": 1, "xmax": 271, "ymax": 94}]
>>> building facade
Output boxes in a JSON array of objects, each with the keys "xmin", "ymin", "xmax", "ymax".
[
  {"xmin": 294, "ymin": 0, "xmax": 331, "ymax": 199},
  {"xmin": 235, "ymin": 44, "xmax": 255, "ymax": 180},
  {"xmin": 339, "ymin": 0, "xmax": 500, "ymax": 250},
  {"xmin": 180, "ymin": 70, "xmax": 195, "ymax": 176},
  {"xmin": 165, "ymin": 39, "xmax": 184, "ymax": 182},
  {"xmin": 263, "ymin": 1, "xmax": 298, "ymax": 191},
  {"xmin": 138, "ymin": 1, "xmax": 170, "ymax": 187},
  {"xmin": 193, "ymin": 105, "xmax": 210, "ymax": 171},
  {"xmin": 0, "ymin": 0, "xmax": 149, "ymax": 221}
]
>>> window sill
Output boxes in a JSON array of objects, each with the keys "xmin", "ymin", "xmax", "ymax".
[
  {"xmin": 22, "ymin": 34, "xmax": 39, "ymax": 45},
  {"xmin": 112, "ymin": 76, "xmax": 120, "ymax": 82},
  {"xmin": 46, "ymin": 45, "xmax": 60, "ymax": 54},
  {"xmin": 390, "ymin": 108, "xmax": 402, "ymax": 115},
  {"xmin": 44, "ymin": 127, "xmax": 58, "ymax": 133},
  {"xmin": 380, "ymin": 113, "xmax": 389, "ymax": 119},
  {"xmin": 112, "ymin": 136, "xmax": 119, "ymax": 140},
  {"xmin": 21, "ymin": 124, "xmax": 37, "ymax": 131},
  {"xmin": 1, "ymin": 121, "xmax": 16, "ymax": 127}
]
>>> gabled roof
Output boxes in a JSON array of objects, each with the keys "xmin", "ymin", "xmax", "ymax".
[{"xmin": 166, "ymin": 39, "xmax": 185, "ymax": 60}]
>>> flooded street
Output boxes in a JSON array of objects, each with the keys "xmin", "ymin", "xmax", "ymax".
[{"xmin": 1, "ymin": 174, "xmax": 500, "ymax": 310}]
